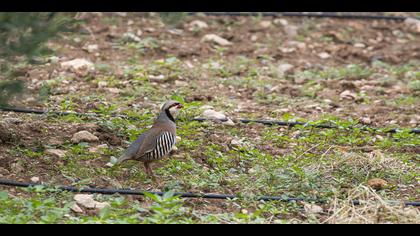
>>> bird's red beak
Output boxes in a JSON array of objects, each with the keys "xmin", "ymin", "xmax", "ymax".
[{"xmin": 177, "ymin": 104, "xmax": 184, "ymax": 109}]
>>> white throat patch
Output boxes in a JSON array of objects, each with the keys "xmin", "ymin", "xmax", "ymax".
[{"xmin": 168, "ymin": 106, "xmax": 180, "ymax": 118}]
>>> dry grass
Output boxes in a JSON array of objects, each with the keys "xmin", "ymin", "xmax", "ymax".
[{"xmin": 323, "ymin": 185, "xmax": 420, "ymax": 224}]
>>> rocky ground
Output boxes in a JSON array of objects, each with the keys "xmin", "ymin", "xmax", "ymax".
[{"xmin": 0, "ymin": 12, "xmax": 419, "ymax": 223}]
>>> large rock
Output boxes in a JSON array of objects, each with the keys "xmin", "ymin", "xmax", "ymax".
[
  {"xmin": 71, "ymin": 131, "xmax": 99, "ymax": 143},
  {"xmin": 404, "ymin": 17, "xmax": 420, "ymax": 33},
  {"xmin": 74, "ymin": 194, "xmax": 110, "ymax": 210}
]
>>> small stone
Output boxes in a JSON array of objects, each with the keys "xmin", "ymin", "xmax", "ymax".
[
  {"xmin": 145, "ymin": 27, "xmax": 155, "ymax": 33},
  {"xmin": 89, "ymin": 144, "xmax": 108, "ymax": 154},
  {"xmin": 71, "ymin": 131, "xmax": 99, "ymax": 143},
  {"xmin": 259, "ymin": 20, "xmax": 272, "ymax": 29},
  {"xmin": 248, "ymin": 168, "xmax": 256, "ymax": 174},
  {"xmin": 230, "ymin": 138, "xmax": 244, "ymax": 147},
  {"xmin": 275, "ymin": 108, "xmax": 290, "ymax": 113},
  {"xmin": 284, "ymin": 25, "xmax": 298, "ymax": 38},
  {"xmin": 122, "ymin": 32, "xmax": 141, "ymax": 43},
  {"xmin": 274, "ymin": 19, "xmax": 288, "ymax": 26},
  {"xmin": 45, "ymin": 149, "xmax": 67, "ymax": 158},
  {"xmin": 61, "ymin": 58, "xmax": 95, "ymax": 74},
  {"xmin": 251, "ymin": 35, "xmax": 258, "ymax": 41},
  {"xmin": 282, "ymin": 47, "xmax": 297, "ymax": 54},
  {"xmin": 148, "ymin": 74, "xmax": 165, "ymax": 81},
  {"xmin": 107, "ymin": 88, "xmax": 121, "ymax": 94},
  {"xmin": 277, "ymin": 63, "xmax": 294, "ymax": 75},
  {"xmin": 200, "ymin": 105, "xmax": 214, "ymax": 110},
  {"xmin": 70, "ymin": 203, "xmax": 85, "ymax": 213},
  {"xmin": 189, "ymin": 20, "xmax": 208, "ymax": 30},
  {"xmin": 105, "ymin": 162, "xmax": 114, "ymax": 168},
  {"xmin": 85, "ymin": 44, "xmax": 99, "ymax": 53},
  {"xmin": 202, "ymin": 109, "xmax": 227, "ymax": 120},
  {"xmin": 354, "ymin": 43, "xmax": 366, "ymax": 48},
  {"xmin": 98, "ymin": 81, "xmax": 108, "ymax": 88},
  {"xmin": 115, "ymin": 12, "xmax": 127, "ymax": 17},
  {"xmin": 241, "ymin": 209, "xmax": 249, "ymax": 214},
  {"xmin": 304, "ymin": 203, "xmax": 323, "ymax": 214},
  {"xmin": 340, "ymin": 90, "xmax": 357, "ymax": 100},
  {"xmin": 367, "ymin": 178, "xmax": 388, "ymax": 190},
  {"xmin": 30, "ymin": 177, "xmax": 40, "ymax": 183},
  {"xmin": 202, "ymin": 34, "xmax": 232, "ymax": 46},
  {"xmin": 286, "ymin": 40, "xmax": 306, "ymax": 49},
  {"xmin": 222, "ymin": 119, "xmax": 235, "ymax": 126},
  {"xmin": 136, "ymin": 29, "xmax": 143, "ymax": 36},
  {"xmin": 360, "ymin": 117, "xmax": 372, "ymax": 124},
  {"xmin": 48, "ymin": 56, "xmax": 60, "ymax": 63},
  {"xmin": 318, "ymin": 52, "xmax": 331, "ymax": 59},
  {"xmin": 168, "ymin": 28, "xmax": 183, "ymax": 35},
  {"xmin": 175, "ymin": 80, "xmax": 188, "ymax": 87}
]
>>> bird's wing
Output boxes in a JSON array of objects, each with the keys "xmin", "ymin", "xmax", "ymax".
[
  {"xmin": 116, "ymin": 121, "xmax": 175, "ymax": 164},
  {"xmin": 134, "ymin": 128, "xmax": 162, "ymax": 157},
  {"xmin": 116, "ymin": 130, "xmax": 150, "ymax": 164}
]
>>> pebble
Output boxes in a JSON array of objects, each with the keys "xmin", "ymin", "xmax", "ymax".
[
  {"xmin": 189, "ymin": 20, "xmax": 208, "ymax": 30},
  {"xmin": 45, "ymin": 149, "xmax": 67, "ymax": 158},
  {"xmin": 30, "ymin": 177, "xmax": 40, "ymax": 183},
  {"xmin": 367, "ymin": 178, "xmax": 388, "ymax": 190},
  {"xmin": 318, "ymin": 52, "xmax": 331, "ymax": 59},
  {"xmin": 202, "ymin": 34, "xmax": 232, "ymax": 46},
  {"xmin": 71, "ymin": 131, "xmax": 99, "ymax": 143}
]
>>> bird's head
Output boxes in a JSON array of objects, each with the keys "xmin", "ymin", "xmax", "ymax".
[{"xmin": 161, "ymin": 100, "xmax": 183, "ymax": 119}]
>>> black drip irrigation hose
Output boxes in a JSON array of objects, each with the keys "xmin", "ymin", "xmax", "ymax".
[
  {"xmin": 1, "ymin": 106, "xmax": 419, "ymax": 134},
  {"xmin": 1, "ymin": 179, "xmax": 419, "ymax": 207},
  {"xmin": 188, "ymin": 12, "xmax": 419, "ymax": 21}
]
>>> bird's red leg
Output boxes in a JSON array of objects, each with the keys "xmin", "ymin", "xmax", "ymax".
[{"xmin": 144, "ymin": 162, "xmax": 157, "ymax": 182}]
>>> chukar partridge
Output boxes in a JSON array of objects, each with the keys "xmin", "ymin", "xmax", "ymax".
[{"xmin": 115, "ymin": 100, "xmax": 183, "ymax": 180}]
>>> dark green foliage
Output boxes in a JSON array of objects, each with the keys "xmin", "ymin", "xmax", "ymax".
[
  {"xmin": 0, "ymin": 12, "xmax": 77, "ymax": 106},
  {"xmin": 0, "ymin": 80, "xmax": 24, "ymax": 106},
  {"xmin": 0, "ymin": 12, "xmax": 76, "ymax": 59},
  {"xmin": 158, "ymin": 12, "xmax": 187, "ymax": 27}
]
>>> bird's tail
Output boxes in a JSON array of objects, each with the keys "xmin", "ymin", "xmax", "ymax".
[{"xmin": 115, "ymin": 153, "xmax": 131, "ymax": 165}]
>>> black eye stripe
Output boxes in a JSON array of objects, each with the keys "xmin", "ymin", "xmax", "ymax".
[{"xmin": 168, "ymin": 103, "xmax": 180, "ymax": 109}]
